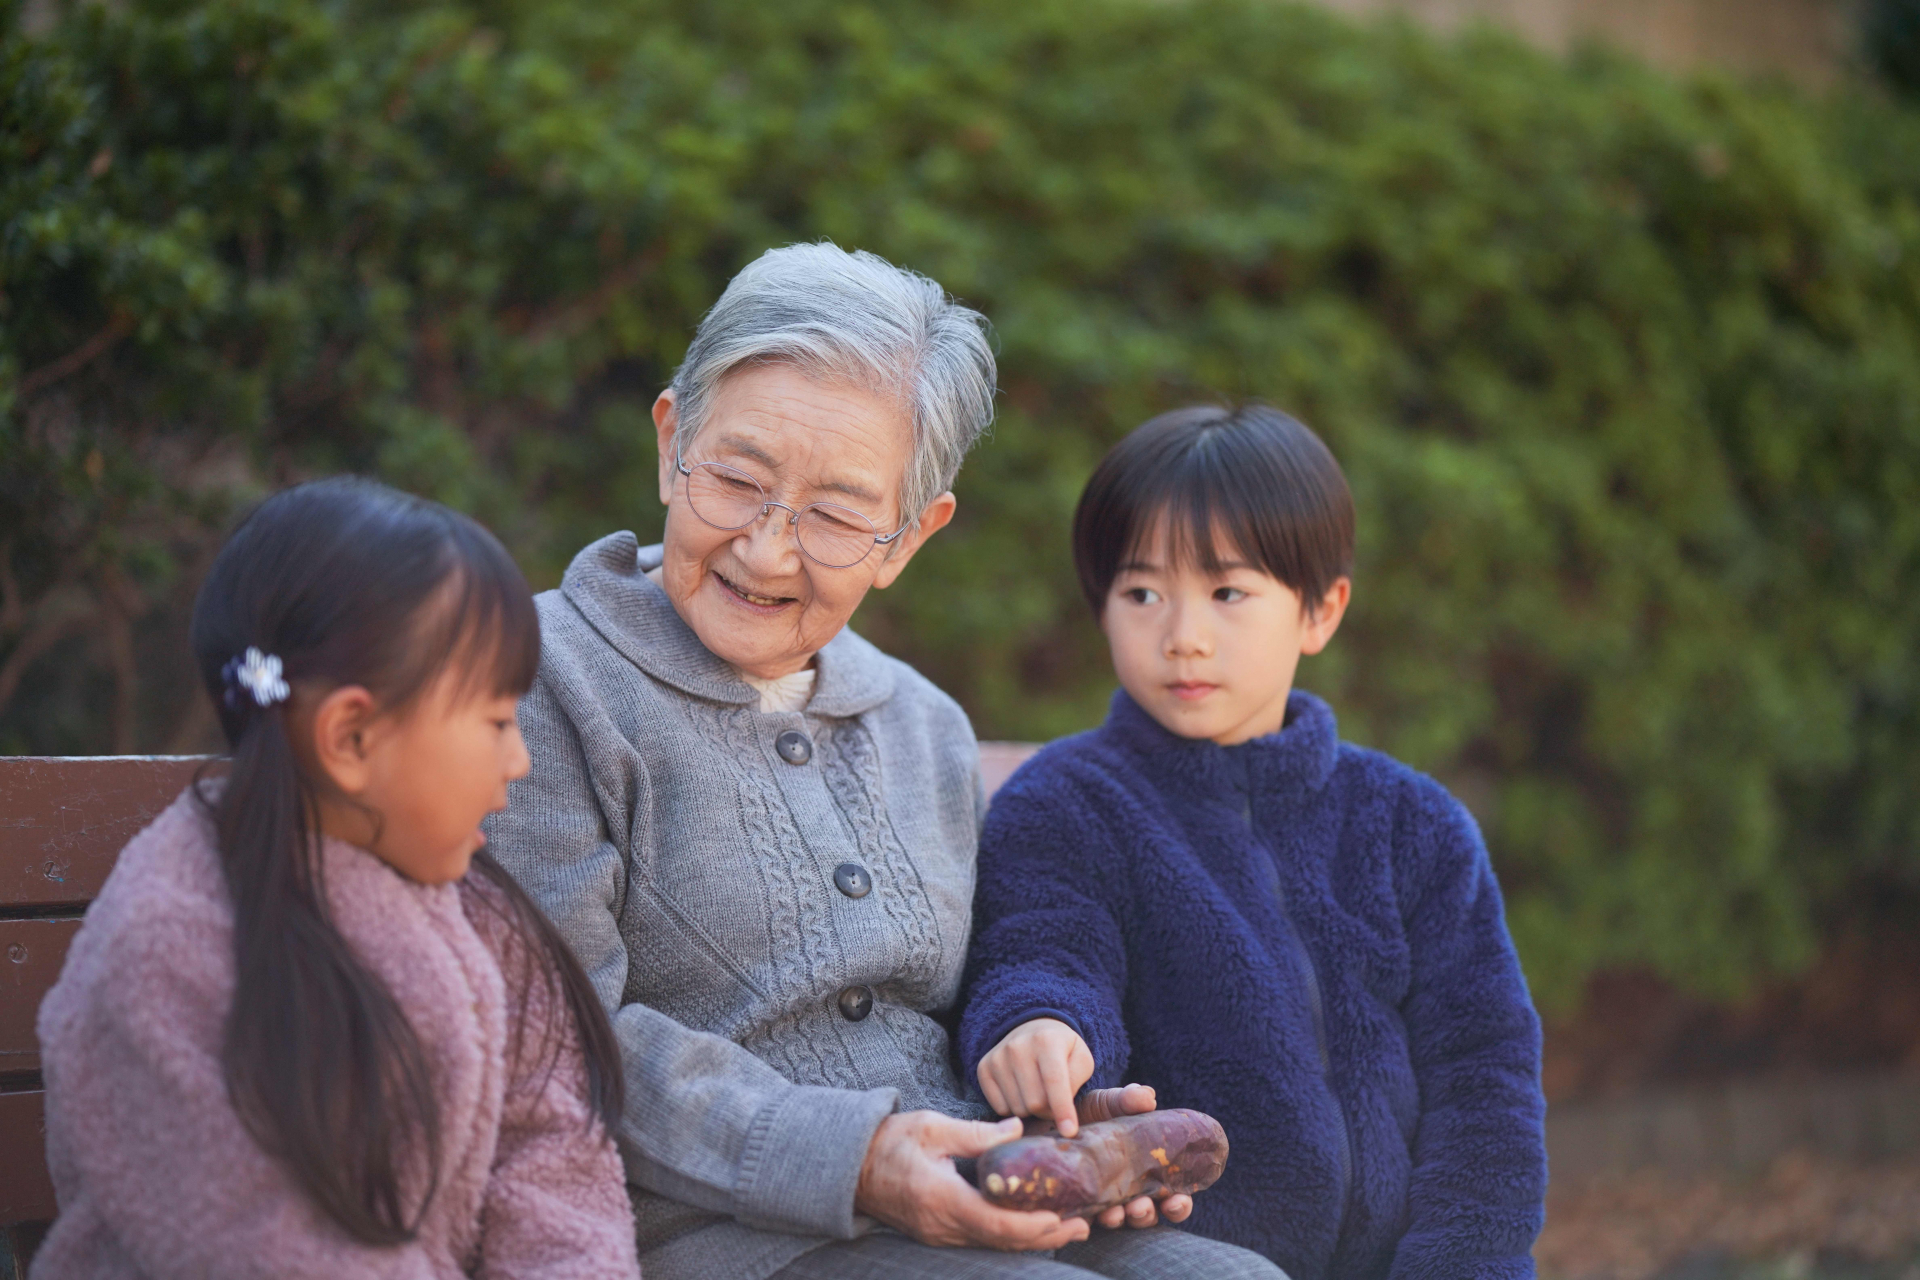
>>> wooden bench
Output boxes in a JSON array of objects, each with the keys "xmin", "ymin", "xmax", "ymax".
[
  {"xmin": 1, "ymin": 756, "xmax": 211, "ymax": 1278},
  {"xmin": 0, "ymin": 744, "xmax": 1043, "ymax": 1277}
]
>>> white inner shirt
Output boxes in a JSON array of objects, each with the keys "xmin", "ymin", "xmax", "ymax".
[
  {"xmin": 739, "ymin": 666, "xmax": 816, "ymax": 714},
  {"xmin": 647, "ymin": 562, "xmax": 816, "ymax": 714}
]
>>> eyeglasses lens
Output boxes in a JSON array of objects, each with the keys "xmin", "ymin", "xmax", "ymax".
[
  {"xmin": 685, "ymin": 462, "xmax": 879, "ymax": 568},
  {"xmin": 685, "ymin": 463, "xmax": 765, "ymax": 529},
  {"xmin": 795, "ymin": 506, "xmax": 878, "ymax": 568}
]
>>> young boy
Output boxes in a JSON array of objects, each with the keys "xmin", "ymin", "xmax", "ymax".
[{"xmin": 958, "ymin": 405, "xmax": 1547, "ymax": 1280}]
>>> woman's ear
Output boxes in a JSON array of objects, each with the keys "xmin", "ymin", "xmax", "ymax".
[
  {"xmin": 653, "ymin": 389, "xmax": 680, "ymax": 508},
  {"xmin": 871, "ymin": 491, "xmax": 958, "ymax": 590},
  {"xmin": 1299, "ymin": 577, "xmax": 1352, "ymax": 656},
  {"xmin": 306, "ymin": 685, "xmax": 380, "ymax": 797}
]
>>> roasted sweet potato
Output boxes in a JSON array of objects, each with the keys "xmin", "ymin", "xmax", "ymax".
[{"xmin": 975, "ymin": 1108, "xmax": 1229, "ymax": 1217}]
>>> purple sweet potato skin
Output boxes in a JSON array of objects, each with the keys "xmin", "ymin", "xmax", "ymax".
[{"xmin": 975, "ymin": 1109, "xmax": 1229, "ymax": 1217}]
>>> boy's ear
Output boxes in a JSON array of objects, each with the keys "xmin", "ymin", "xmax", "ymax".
[
  {"xmin": 306, "ymin": 685, "xmax": 380, "ymax": 796},
  {"xmin": 1299, "ymin": 577, "xmax": 1351, "ymax": 657}
]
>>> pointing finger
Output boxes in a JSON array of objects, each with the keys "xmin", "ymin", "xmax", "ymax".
[{"xmin": 1039, "ymin": 1051, "xmax": 1080, "ymax": 1138}]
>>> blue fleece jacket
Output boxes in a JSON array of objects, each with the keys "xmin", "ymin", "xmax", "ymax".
[{"xmin": 959, "ymin": 689, "xmax": 1546, "ymax": 1280}]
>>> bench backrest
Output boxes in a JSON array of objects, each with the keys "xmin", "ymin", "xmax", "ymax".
[
  {"xmin": 1, "ymin": 756, "xmax": 211, "ymax": 1243},
  {"xmin": 0, "ymin": 744, "xmax": 1041, "ymax": 1268}
]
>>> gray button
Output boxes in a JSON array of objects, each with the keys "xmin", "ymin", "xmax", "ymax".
[
  {"xmin": 837, "ymin": 985, "xmax": 873, "ymax": 1021},
  {"xmin": 776, "ymin": 730, "xmax": 813, "ymax": 765},
  {"xmin": 834, "ymin": 863, "xmax": 872, "ymax": 899}
]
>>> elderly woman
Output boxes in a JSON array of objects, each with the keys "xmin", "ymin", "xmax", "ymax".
[{"xmin": 485, "ymin": 245, "xmax": 1285, "ymax": 1280}]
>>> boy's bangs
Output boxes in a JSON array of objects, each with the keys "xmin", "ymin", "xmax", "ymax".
[
  {"xmin": 1074, "ymin": 404, "xmax": 1355, "ymax": 614},
  {"xmin": 1119, "ymin": 468, "xmax": 1251, "ymax": 578}
]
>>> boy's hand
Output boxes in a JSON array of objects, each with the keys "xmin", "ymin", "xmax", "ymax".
[
  {"xmin": 978, "ymin": 1017, "xmax": 1095, "ymax": 1136},
  {"xmin": 979, "ymin": 1044, "xmax": 1195, "ymax": 1231}
]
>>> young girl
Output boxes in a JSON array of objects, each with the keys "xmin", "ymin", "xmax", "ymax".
[
  {"xmin": 958, "ymin": 406, "xmax": 1547, "ymax": 1280},
  {"xmin": 34, "ymin": 478, "xmax": 641, "ymax": 1279}
]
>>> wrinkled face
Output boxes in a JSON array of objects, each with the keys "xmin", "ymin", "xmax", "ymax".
[
  {"xmin": 653, "ymin": 362, "xmax": 951, "ymax": 679},
  {"xmin": 1101, "ymin": 517, "xmax": 1348, "ymax": 746}
]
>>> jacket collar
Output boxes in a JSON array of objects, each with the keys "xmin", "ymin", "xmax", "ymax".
[
  {"xmin": 1105, "ymin": 685, "xmax": 1340, "ymax": 795},
  {"xmin": 559, "ymin": 532, "xmax": 896, "ymax": 718}
]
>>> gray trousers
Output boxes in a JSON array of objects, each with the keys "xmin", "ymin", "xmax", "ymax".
[{"xmin": 771, "ymin": 1226, "xmax": 1288, "ymax": 1280}]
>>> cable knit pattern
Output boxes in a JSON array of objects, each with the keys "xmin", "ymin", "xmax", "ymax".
[
  {"xmin": 708, "ymin": 700, "xmax": 845, "ymax": 1090},
  {"xmin": 811, "ymin": 719, "xmax": 974, "ymax": 1118},
  {"xmin": 815, "ymin": 717, "xmax": 945, "ymax": 997},
  {"xmin": 33, "ymin": 787, "xmax": 639, "ymax": 1280},
  {"xmin": 868, "ymin": 1001, "xmax": 973, "ymax": 1121},
  {"xmin": 482, "ymin": 534, "xmax": 987, "ymax": 1280}
]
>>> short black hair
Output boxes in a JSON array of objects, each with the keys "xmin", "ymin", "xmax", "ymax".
[{"xmin": 1072, "ymin": 403, "xmax": 1354, "ymax": 616}]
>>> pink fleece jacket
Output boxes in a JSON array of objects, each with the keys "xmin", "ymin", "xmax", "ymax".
[{"xmin": 33, "ymin": 786, "xmax": 641, "ymax": 1280}]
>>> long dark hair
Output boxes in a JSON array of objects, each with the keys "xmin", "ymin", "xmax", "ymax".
[{"xmin": 188, "ymin": 476, "xmax": 623, "ymax": 1245}]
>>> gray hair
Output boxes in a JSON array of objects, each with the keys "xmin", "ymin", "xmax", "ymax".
[{"xmin": 668, "ymin": 243, "xmax": 996, "ymax": 526}]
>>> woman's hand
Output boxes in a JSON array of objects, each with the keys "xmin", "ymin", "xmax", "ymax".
[{"xmin": 854, "ymin": 1111, "xmax": 1091, "ymax": 1251}]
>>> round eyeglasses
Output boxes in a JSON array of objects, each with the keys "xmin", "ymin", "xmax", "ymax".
[{"xmin": 677, "ymin": 459, "xmax": 911, "ymax": 569}]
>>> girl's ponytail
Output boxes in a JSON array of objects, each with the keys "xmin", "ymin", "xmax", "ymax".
[
  {"xmin": 190, "ymin": 477, "xmax": 618, "ymax": 1245},
  {"xmin": 205, "ymin": 699, "xmax": 439, "ymax": 1243}
]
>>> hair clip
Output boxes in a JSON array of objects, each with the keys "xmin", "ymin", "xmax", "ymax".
[{"xmin": 222, "ymin": 646, "xmax": 291, "ymax": 710}]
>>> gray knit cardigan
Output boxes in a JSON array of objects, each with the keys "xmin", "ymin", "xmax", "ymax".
[{"xmin": 483, "ymin": 532, "xmax": 986, "ymax": 1280}]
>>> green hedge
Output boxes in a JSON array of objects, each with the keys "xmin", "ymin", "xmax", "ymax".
[
  {"xmin": 1868, "ymin": 0, "xmax": 1920, "ymax": 97},
  {"xmin": 5, "ymin": 0, "xmax": 1919, "ymax": 1008}
]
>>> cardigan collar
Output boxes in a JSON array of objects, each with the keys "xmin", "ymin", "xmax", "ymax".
[
  {"xmin": 559, "ymin": 531, "xmax": 896, "ymax": 718},
  {"xmin": 1105, "ymin": 685, "xmax": 1340, "ymax": 795}
]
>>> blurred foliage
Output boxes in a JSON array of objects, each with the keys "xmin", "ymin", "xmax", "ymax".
[
  {"xmin": 1866, "ymin": 0, "xmax": 1920, "ymax": 98},
  {"xmin": 4, "ymin": 0, "xmax": 1920, "ymax": 1009}
]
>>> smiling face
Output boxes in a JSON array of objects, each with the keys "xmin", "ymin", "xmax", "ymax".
[
  {"xmin": 1101, "ymin": 516, "xmax": 1350, "ymax": 746},
  {"xmin": 652, "ymin": 362, "xmax": 955, "ymax": 679}
]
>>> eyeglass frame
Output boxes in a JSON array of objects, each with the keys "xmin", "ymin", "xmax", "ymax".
[{"xmin": 673, "ymin": 447, "xmax": 914, "ymax": 569}]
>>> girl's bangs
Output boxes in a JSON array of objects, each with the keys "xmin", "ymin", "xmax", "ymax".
[{"xmin": 408, "ymin": 525, "xmax": 541, "ymax": 705}]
